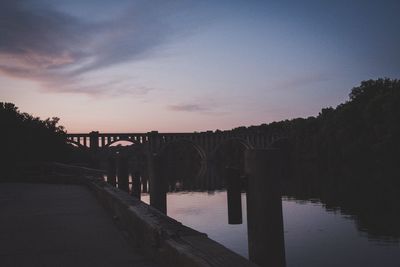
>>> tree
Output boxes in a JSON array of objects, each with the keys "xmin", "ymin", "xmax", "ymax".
[{"xmin": 1, "ymin": 103, "xmax": 72, "ymax": 169}]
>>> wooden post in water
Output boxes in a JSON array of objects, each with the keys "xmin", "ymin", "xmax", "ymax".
[
  {"xmin": 107, "ymin": 157, "xmax": 117, "ymax": 187},
  {"xmin": 117, "ymin": 154, "xmax": 129, "ymax": 193},
  {"xmin": 245, "ymin": 148, "xmax": 286, "ymax": 267},
  {"xmin": 148, "ymin": 154, "xmax": 167, "ymax": 214},
  {"xmin": 225, "ymin": 167, "xmax": 243, "ymax": 224}
]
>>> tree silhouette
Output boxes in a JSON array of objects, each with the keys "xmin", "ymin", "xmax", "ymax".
[{"xmin": 0, "ymin": 102, "xmax": 89, "ymax": 176}]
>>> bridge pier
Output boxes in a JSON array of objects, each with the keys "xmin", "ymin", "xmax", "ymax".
[
  {"xmin": 89, "ymin": 131, "xmax": 99, "ymax": 151},
  {"xmin": 117, "ymin": 154, "xmax": 130, "ymax": 193},
  {"xmin": 132, "ymin": 170, "xmax": 141, "ymax": 199},
  {"xmin": 148, "ymin": 154, "xmax": 167, "ymax": 214},
  {"xmin": 245, "ymin": 148, "xmax": 286, "ymax": 267}
]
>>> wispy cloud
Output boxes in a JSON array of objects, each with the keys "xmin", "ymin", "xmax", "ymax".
[
  {"xmin": 0, "ymin": 0, "xmax": 196, "ymax": 96},
  {"xmin": 168, "ymin": 104, "xmax": 208, "ymax": 112},
  {"xmin": 45, "ymin": 79, "xmax": 155, "ymax": 97},
  {"xmin": 167, "ymin": 101, "xmax": 229, "ymax": 116}
]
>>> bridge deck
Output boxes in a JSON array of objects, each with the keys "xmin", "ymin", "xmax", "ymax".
[{"xmin": 0, "ymin": 183, "xmax": 158, "ymax": 267}]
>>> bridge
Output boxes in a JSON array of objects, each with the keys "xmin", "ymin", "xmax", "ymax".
[
  {"xmin": 66, "ymin": 130, "xmax": 286, "ymax": 160},
  {"xmin": 66, "ymin": 130, "xmax": 288, "ymax": 195}
]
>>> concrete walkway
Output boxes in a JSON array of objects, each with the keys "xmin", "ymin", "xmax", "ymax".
[{"xmin": 0, "ymin": 183, "xmax": 158, "ymax": 267}]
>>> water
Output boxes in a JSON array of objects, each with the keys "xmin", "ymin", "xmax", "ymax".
[{"xmin": 141, "ymin": 191, "xmax": 400, "ymax": 267}]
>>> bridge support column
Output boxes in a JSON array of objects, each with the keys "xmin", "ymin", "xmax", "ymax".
[
  {"xmin": 107, "ymin": 157, "xmax": 117, "ymax": 187},
  {"xmin": 117, "ymin": 155, "xmax": 130, "ymax": 193},
  {"xmin": 245, "ymin": 148, "xmax": 286, "ymax": 267},
  {"xmin": 89, "ymin": 131, "xmax": 99, "ymax": 150},
  {"xmin": 148, "ymin": 154, "xmax": 167, "ymax": 214},
  {"xmin": 132, "ymin": 170, "xmax": 141, "ymax": 199},
  {"xmin": 224, "ymin": 167, "xmax": 242, "ymax": 224},
  {"xmin": 148, "ymin": 131, "xmax": 161, "ymax": 153}
]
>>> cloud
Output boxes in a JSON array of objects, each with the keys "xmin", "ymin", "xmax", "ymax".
[
  {"xmin": 0, "ymin": 0, "xmax": 92, "ymax": 76},
  {"xmin": 167, "ymin": 102, "xmax": 229, "ymax": 116},
  {"xmin": 0, "ymin": 0, "xmax": 194, "ymax": 95},
  {"xmin": 45, "ymin": 79, "xmax": 155, "ymax": 97},
  {"xmin": 168, "ymin": 104, "xmax": 208, "ymax": 112}
]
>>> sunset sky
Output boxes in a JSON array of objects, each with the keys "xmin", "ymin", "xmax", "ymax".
[{"xmin": 1, "ymin": 0, "xmax": 399, "ymax": 133}]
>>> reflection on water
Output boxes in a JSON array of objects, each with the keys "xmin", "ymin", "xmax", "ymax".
[{"xmin": 141, "ymin": 192, "xmax": 400, "ymax": 267}]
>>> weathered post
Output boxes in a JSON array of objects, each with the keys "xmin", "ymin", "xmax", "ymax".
[
  {"xmin": 225, "ymin": 167, "xmax": 243, "ymax": 224},
  {"xmin": 107, "ymin": 156, "xmax": 117, "ymax": 187},
  {"xmin": 117, "ymin": 154, "xmax": 130, "ymax": 193},
  {"xmin": 132, "ymin": 170, "xmax": 141, "ymax": 199},
  {"xmin": 148, "ymin": 153, "xmax": 167, "ymax": 214},
  {"xmin": 245, "ymin": 148, "xmax": 286, "ymax": 267}
]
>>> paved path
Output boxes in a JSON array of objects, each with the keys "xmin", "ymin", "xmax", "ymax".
[{"xmin": 0, "ymin": 183, "xmax": 158, "ymax": 267}]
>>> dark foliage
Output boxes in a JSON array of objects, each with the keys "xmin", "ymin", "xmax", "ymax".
[
  {"xmin": 0, "ymin": 103, "xmax": 91, "ymax": 174},
  {"xmin": 232, "ymin": 78, "xmax": 400, "ymax": 180}
]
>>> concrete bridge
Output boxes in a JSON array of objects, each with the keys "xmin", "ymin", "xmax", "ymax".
[
  {"xmin": 66, "ymin": 130, "xmax": 287, "ymax": 160},
  {"xmin": 66, "ymin": 130, "xmax": 288, "ymax": 199}
]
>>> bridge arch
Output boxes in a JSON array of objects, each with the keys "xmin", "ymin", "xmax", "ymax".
[
  {"xmin": 157, "ymin": 139, "xmax": 207, "ymax": 191},
  {"xmin": 212, "ymin": 137, "xmax": 253, "ymax": 175},
  {"xmin": 158, "ymin": 138, "xmax": 207, "ymax": 161},
  {"xmin": 104, "ymin": 138, "xmax": 140, "ymax": 148},
  {"xmin": 212, "ymin": 137, "xmax": 253, "ymax": 157}
]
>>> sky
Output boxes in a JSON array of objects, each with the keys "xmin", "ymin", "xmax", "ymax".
[{"xmin": 1, "ymin": 0, "xmax": 399, "ymax": 133}]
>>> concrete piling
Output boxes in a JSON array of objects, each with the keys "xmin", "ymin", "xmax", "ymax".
[
  {"xmin": 117, "ymin": 155, "xmax": 130, "ymax": 193},
  {"xmin": 132, "ymin": 170, "xmax": 141, "ymax": 199},
  {"xmin": 149, "ymin": 154, "xmax": 167, "ymax": 214}
]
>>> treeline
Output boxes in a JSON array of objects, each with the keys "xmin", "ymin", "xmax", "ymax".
[
  {"xmin": 233, "ymin": 78, "xmax": 400, "ymax": 181},
  {"xmin": 0, "ymin": 103, "xmax": 90, "ymax": 174}
]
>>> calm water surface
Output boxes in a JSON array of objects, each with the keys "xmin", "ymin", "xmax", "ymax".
[{"xmin": 142, "ymin": 192, "xmax": 400, "ymax": 267}]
